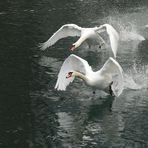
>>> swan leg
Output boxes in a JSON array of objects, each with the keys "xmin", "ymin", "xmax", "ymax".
[
  {"xmin": 109, "ymin": 81, "xmax": 114, "ymax": 96},
  {"xmin": 99, "ymin": 44, "xmax": 102, "ymax": 49},
  {"xmin": 88, "ymin": 44, "xmax": 91, "ymax": 49},
  {"xmin": 99, "ymin": 42, "xmax": 106, "ymax": 49},
  {"xmin": 88, "ymin": 90, "xmax": 96, "ymax": 100},
  {"xmin": 85, "ymin": 40, "xmax": 91, "ymax": 49}
]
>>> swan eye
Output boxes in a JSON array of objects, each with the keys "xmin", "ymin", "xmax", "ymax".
[{"xmin": 68, "ymin": 72, "xmax": 73, "ymax": 75}]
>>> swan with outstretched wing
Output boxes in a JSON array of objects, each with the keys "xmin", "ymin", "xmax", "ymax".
[
  {"xmin": 40, "ymin": 24, "xmax": 119, "ymax": 58},
  {"xmin": 39, "ymin": 24, "xmax": 105, "ymax": 50},
  {"xmin": 55, "ymin": 54, "xmax": 124, "ymax": 97}
]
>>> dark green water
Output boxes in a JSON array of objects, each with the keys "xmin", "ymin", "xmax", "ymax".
[{"xmin": 0, "ymin": 0, "xmax": 148, "ymax": 148}]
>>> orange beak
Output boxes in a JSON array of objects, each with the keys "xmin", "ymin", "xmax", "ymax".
[
  {"xmin": 69, "ymin": 45, "xmax": 76, "ymax": 51},
  {"xmin": 66, "ymin": 75, "xmax": 70, "ymax": 79},
  {"xmin": 66, "ymin": 74, "xmax": 71, "ymax": 79}
]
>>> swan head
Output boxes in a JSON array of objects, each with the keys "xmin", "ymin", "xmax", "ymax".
[
  {"xmin": 69, "ymin": 44, "xmax": 76, "ymax": 51},
  {"xmin": 69, "ymin": 42, "xmax": 80, "ymax": 51},
  {"xmin": 66, "ymin": 71, "xmax": 87, "ymax": 82},
  {"xmin": 66, "ymin": 71, "xmax": 75, "ymax": 79},
  {"xmin": 66, "ymin": 70, "xmax": 83, "ymax": 79}
]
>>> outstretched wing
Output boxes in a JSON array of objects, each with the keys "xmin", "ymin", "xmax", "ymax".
[
  {"xmin": 96, "ymin": 24, "xmax": 119, "ymax": 58},
  {"xmin": 40, "ymin": 24, "xmax": 82, "ymax": 50},
  {"xmin": 108, "ymin": 27, "xmax": 119, "ymax": 58},
  {"xmin": 55, "ymin": 54, "xmax": 92, "ymax": 91},
  {"xmin": 100, "ymin": 57, "xmax": 124, "ymax": 97}
]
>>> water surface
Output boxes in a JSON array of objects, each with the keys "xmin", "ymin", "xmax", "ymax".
[{"xmin": 0, "ymin": 0, "xmax": 148, "ymax": 148}]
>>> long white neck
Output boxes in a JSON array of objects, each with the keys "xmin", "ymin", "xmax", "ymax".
[
  {"xmin": 73, "ymin": 71, "xmax": 88, "ymax": 82},
  {"xmin": 74, "ymin": 34, "xmax": 88, "ymax": 48}
]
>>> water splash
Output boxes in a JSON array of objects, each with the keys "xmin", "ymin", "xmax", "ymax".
[
  {"xmin": 100, "ymin": 15, "xmax": 146, "ymax": 42},
  {"xmin": 124, "ymin": 63, "xmax": 148, "ymax": 90},
  {"xmin": 118, "ymin": 23, "xmax": 145, "ymax": 42}
]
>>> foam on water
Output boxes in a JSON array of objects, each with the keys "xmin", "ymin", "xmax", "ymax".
[
  {"xmin": 95, "ymin": 8, "xmax": 147, "ymax": 43},
  {"xmin": 118, "ymin": 22, "xmax": 145, "ymax": 42},
  {"xmin": 105, "ymin": 17, "xmax": 145, "ymax": 42},
  {"xmin": 124, "ymin": 63, "xmax": 148, "ymax": 90}
]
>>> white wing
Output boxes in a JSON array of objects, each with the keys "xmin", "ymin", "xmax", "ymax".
[
  {"xmin": 40, "ymin": 24, "xmax": 82, "ymax": 50},
  {"xmin": 107, "ymin": 26, "xmax": 119, "ymax": 58},
  {"xmin": 96, "ymin": 24, "xmax": 119, "ymax": 58},
  {"xmin": 100, "ymin": 57, "xmax": 124, "ymax": 97},
  {"xmin": 55, "ymin": 54, "xmax": 92, "ymax": 91}
]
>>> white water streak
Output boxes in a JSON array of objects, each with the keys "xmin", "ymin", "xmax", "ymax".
[{"xmin": 124, "ymin": 63, "xmax": 148, "ymax": 90}]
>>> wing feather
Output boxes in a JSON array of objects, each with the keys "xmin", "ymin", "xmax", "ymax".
[
  {"xmin": 40, "ymin": 24, "xmax": 82, "ymax": 50},
  {"xmin": 108, "ymin": 28, "xmax": 119, "ymax": 58},
  {"xmin": 100, "ymin": 57, "xmax": 124, "ymax": 96},
  {"xmin": 96, "ymin": 24, "xmax": 119, "ymax": 58},
  {"xmin": 55, "ymin": 54, "xmax": 92, "ymax": 91}
]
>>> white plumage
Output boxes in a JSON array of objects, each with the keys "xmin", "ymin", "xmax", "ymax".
[
  {"xmin": 39, "ymin": 24, "xmax": 105, "ymax": 52},
  {"xmin": 55, "ymin": 54, "xmax": 124, "ymax": 97},
  {"xmin": 40, "ymin": 24, "xmax": 81, "ymax": 50},
  {"xmin": 96, "ymin": 24, "xmax": 119, "ymax": 58},
  {"xmin": 40, "ymin": 23, "xmax": 119, "ymax": 58}
]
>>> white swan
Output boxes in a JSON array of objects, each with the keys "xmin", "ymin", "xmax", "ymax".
[
  {"xmin": 55, "ymin": 54, "xmax": 124, "ymax": 97},
  {"xmin": 96, "ymin": 24, "xmax": 119, "ymax": 58},
  {"xmin": 40, "ymin": 24, "xmax": 106, "ymax": 51}
]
